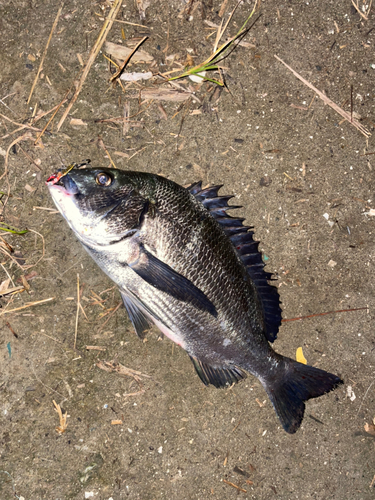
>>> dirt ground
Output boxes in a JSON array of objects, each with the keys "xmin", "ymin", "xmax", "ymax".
[{"xmin": 0, "ymin": 0, "xmax": 374, "ymax": 498}]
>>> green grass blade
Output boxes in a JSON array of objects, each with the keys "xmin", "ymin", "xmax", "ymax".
[
  {"xmin": 0, "ymin": 225, "xmax": 29, "ymax": 235},
  {"xmin": 168, "ymin": 1, "xmax": 257, "ymax": 85}
]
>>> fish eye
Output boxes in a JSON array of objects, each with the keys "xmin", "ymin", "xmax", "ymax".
[{"xmin": 95, "ymin": 172, "xmax": 112, "ymax": 187}]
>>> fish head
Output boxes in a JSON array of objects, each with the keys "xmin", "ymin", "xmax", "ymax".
[{"xmin": 46, "ymin": 166, "xmax": 147, "ymax": 247}]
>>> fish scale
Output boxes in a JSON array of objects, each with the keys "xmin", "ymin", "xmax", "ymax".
[{"xmin": 47, "ymin": 165, "xmax": 343, "ymax": 433}]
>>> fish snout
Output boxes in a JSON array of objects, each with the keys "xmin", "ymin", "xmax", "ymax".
[{"xmin": 59, "ymin": 173, "xmax": 79, "ymax": 195}]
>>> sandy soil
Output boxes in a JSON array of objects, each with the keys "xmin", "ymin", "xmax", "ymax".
[{"xmin": 0, "ymin": 0, "xmax": 374, "ymax": 499}]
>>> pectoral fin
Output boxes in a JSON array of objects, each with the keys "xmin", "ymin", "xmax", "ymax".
[
  {"xmin": 129, "ymin": 246, "xmax": 217, "ymax": 317},
  {"xmin": 120, "ymin": 290, "xmax": 151, "ymax": 339}
]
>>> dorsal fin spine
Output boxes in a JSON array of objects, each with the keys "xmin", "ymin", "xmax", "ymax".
[{"xmin": 187, "ymin": 181, "xmax": 282, "ymax": 343}]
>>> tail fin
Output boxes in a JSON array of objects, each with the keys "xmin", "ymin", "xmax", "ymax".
[{"xmin": 263, "ymin": 358, "xmax": 343, "ymax": 434}]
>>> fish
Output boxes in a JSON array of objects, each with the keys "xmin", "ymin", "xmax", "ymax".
[{"xmin": 46, "ymin": 163, "xmax": 343, "ymax": 433}]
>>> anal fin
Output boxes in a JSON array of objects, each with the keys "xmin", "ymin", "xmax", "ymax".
[
  {"xmin": 120, "ymin": 290, "xmax": 151, "ymax": 339},
  {"xmin": 189, "ymin": 356, "xmax": 247, "ymax": 388}
]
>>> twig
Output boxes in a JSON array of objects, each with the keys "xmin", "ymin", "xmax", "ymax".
[
  {"xmin": 57, "ymin": 0, "xmax": 122, "ymax": 130},
  {"xmin": 18, "ymin": 145, "xmax": 42, "ymax": 170},
  {"xmin": 4, "ymin": 321, "xmax": 18, "ymax": 338},
  {"xmin": 27, "ymin": 3, "xmax": 64, "ymax": 104},
  {"xmin": 274, "ymin": 55, "xmax": 371, "ymax": 138},
  {"xmin": 0, "ymin": 297, "xmax": 55, "ymax": 316},
  {"xmin": 282, "ymin": 307, "xmax": 368, "ymax": 322},
  {"xmin": 86, "ymin": 345, "xmax": 106, "ymax": 351},
  {"xmin": 74, "ymin": 273, "xmax": 80, "ymax": 349},
  {"xmin": 223, "ymin": 479, "xmax": 247, "ymax": 493},
  {"xmin": 98, "ymin": 301, "xmax": 122, "ymax": 330}
]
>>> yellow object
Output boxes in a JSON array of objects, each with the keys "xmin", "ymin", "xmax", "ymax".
[{"xmin": 296, "ymin": 347, "xmax": 307, "ymax": 364}]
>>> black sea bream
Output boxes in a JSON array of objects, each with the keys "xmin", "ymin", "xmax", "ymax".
[{"xmin": 46, "ymin": 164, "xmax": 342, "ymax": 433}]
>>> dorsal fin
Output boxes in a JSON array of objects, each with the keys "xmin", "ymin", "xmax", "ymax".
[{"xmin": 187, "ymin": 181, "xmax": 282, "ymax": 342}]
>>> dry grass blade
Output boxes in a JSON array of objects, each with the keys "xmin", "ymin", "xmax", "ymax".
[
  {"xmin": 53, "ymin": 400, "xmax": 68, "ymax": 434},
  {"xmin": 0, "ymin": 113, "xmax": 43, "ymax": 133},
  {"xmin": 57, "ymin": 0, "xmax": 122, "ymax": 130},
  {"xmin": 102, "ymin": 18, "xmax": 145, "ymax": 28},
  {"xmin": 0, "ymin": 286, "xmax": 25, "ymax": 297},
  {"xmin": 98, "ymin": 137, "xmax": 117, "ymax": 168},
  {"xmin": 351, "ymin": 0, "xmax": 372, "ymax": 20},
  {"xmin": 0, "ymin": 245, "xmax": 25, "ymax": 270},
  {"xmin": 219, "ymin": 0, "xmax": 230, "ymax": 17},
  {"xmin": 98, "ymin": 300, "xmax": 122, "ymax": 329},
  {"xmin": 1, "ymin": 132, "xmax": 34, "ymax": 182},
  {"xmin": 1, "ymin": 132, "xmax": 35, "ymax": 218},
  {"xmin": 104, "ymin": 41, "xmax": 154, "ymax": 64},
  {"xmin": 123, "ymin": 101, "xmax": 130, "ymax": 135},
  {"xmin": 274, "ymin": 55, "xmax": 371, "ymax": 138},
  {"xmin": 0, "ymin": 297, "xmax": 55, "ymax": 317},
  {"xmin": 214, "ymin": 0, "xmax": 243, "ymax": 53},
  {"xmin": 110, "ymin": 36, "xmax": 148, "ymax": 82},
  {"xmin": 34, "ymin": 95, "xmax": 69, "ymax": 144},
  {"xmin": 282, "ymin": 307, "xmax": 368, "ymax": 322},
  {"xmin": 141, "ymin": 88, "xmax": 192, "ymax": 101},
  {"xmin": 27, "ymin": 3, "xmax": 64, "ymax": 104},
  {"xmin": 74, "ymin": 273, "xmax": 80, "ymax": 349},
  {"xmin": 24, "ymin": 228, "xmax": 46, "ymax": 269}
]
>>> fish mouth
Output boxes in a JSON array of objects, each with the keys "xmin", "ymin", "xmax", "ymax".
[
  {"xmin": 45, "ymin": 160, "xmax": 91, "ymax": 194},
  {"xmin": 46, "ymin": 172, "xmax": 79, "ymax": 195}
]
